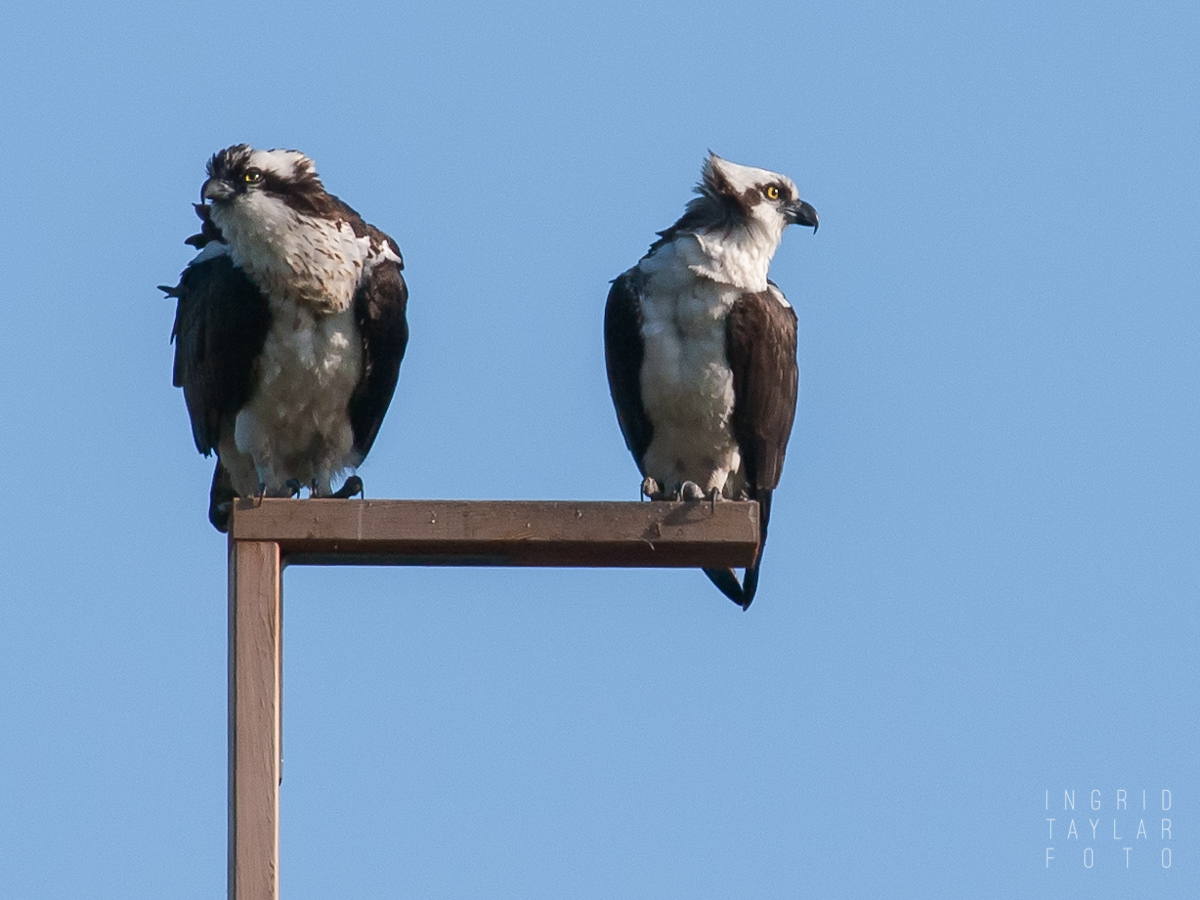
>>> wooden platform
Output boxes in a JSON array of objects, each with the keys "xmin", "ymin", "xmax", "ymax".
[{"xmin": 225, "ymin": 498, "xmax": 760, "ymax": 900}]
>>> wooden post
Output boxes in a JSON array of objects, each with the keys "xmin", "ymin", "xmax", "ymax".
[
  {"xmin": 225, "ymin": 498, "xmax": 759, "ymax": 899},
  {"xmin": 228, "ymin": 539, "xmax": 282, "ymax": 900}
]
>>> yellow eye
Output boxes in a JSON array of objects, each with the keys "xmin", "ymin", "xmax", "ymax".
[
  {"xmin": 243, "ymin": 169, "xmax": 263, "ymax": 184},
  {"xmin": 764, "ymin": 184, "xmax": 781, "ymax": 201}
]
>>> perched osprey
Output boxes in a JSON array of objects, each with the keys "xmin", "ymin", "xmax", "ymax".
[
  {"xmin": 162, "ymin": 145, "xmax": 409, "ymax": 531},
  {"xmin": 604, "ymin": 154, "xmax": 818, "ymax": 608}
]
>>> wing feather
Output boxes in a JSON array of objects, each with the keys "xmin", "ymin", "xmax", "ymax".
[
  {"xmin": 167, "ymin": 251, "xmax": 270, "ymax": 455},
  {"xmin": 719, "ymin": 284, "xmax": 799, "ymax": 606},
  {"xmin": 726, "ymin": 284, "xmax": 799, "ymax": 495},
  {"xmin": 603, "ymin": 269, "xmax": 653, "ymax": 469},
  {"xmin": 348, "ymin": 229, "xmax": 409, "ymax": 460}
]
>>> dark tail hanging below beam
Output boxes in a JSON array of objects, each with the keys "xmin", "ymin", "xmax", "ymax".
[{"xmin": 703, "ymin": 489, "xmax": 772, "ymax": 610}]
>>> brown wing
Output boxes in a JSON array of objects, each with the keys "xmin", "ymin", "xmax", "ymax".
[
  {"xmin": 603, "ymin": 268, "xmax": 654, "ymax": 471},
  {"xmin": 164, "ymin": 250, "xmax": 270, "ymax": 456},
  {"xmin": 716, "ymin": 284, "xmax": 799, "ymax": 607},
  {"xmin": 348, "ymin": 228, "xmax": 409, "ymax": 461},
  {"xmin": 726, "ymin": 283, "xmax": 799, "ymax": 495}
]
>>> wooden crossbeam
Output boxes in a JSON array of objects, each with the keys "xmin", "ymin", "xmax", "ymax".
[
  {"xmin": 226, "ymin": 499, "xmax": 760, "ymax": 899},
  {"xmin": 230, "ymin": 498, "xmax": 760, "ymax": 568}
]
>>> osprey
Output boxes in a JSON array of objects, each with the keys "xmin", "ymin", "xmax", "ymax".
[
  {"xmin": 162, "ymin": 144, "xmax": 409, "ymax": 531},
  {"xmin": 604, "ymin": 154, "xmax": 818, "ymax": 609}
]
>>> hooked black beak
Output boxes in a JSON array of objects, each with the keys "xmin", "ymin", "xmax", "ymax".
[
  {"xmin": 201, "ymin": 177, "xmax": 234, "ymax": 203},
  {"xmin": 786, "ymin": 199, "xmax": 819, "ymax": 232}
]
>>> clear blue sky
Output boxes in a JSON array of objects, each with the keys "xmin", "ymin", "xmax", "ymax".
[{"xmin": 1, "ymin": 2, "xmax": 1196, "ymax": 898}]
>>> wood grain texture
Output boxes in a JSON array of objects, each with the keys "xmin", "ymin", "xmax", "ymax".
[
  {"xmin": 229, "ymin": 499, "xmax": 760, "ymax": 569},
  {"xmin": 228, "ymin": 540, "xmax": 281, "ymax": 900}
]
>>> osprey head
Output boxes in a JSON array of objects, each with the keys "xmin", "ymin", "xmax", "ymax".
[
  {"xmin": 700, "ymin": 153, "xmax": 819, "ymax": 238},
  {"xmin": 200, "ymin": 144, "xmax": 330, "ymax": 216},
  {"xmin": 649, "ymin": 154, "xmax": 818, "ymax": 288}
]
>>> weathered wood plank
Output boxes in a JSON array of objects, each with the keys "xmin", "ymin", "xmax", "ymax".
[
  {"xmin": 229, "ymin": 499, "xmax": 760, "ymax": 568},
  {"xmin": 228, "ymin": 540, "xmax": 281, "ymax": 900}
]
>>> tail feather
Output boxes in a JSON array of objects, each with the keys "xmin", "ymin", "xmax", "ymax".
[
  {"xmin": 703, "ymin": 489, "xmax": 773, "ymax": 610},
  {"xmin": 208, "ymin": 461, "xmax": 236, "ymax": 533},
  {"xmin": 703, "ymin": 567, "xmax": 747, "ymax": 608},
  {"xmin": 740, "ymin": 561, "xmax": 762, "ymax": 607},
  {"xmin": 740, "ymin": 489, "xmax": 772, "ymax": 607}
]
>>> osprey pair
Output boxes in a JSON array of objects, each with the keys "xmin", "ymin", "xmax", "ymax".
[{"xmin": 163, "ymin": 146, "xmax": 817, "ymax": 609}]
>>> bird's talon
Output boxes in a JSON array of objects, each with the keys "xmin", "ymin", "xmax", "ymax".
[
  {"xmin": 640, "ymin": 476, "xmax": 661, "ymax": 500},
  {"xmin": 331, "ymin": 475, "xmax": 364, "ymax": 500}
]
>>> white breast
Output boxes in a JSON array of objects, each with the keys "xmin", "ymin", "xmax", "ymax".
[
  {"xmin": 222, "ymin": 301, "xmax": 364, "ymax": 497},
  {"xmin": 209, "ymin": 192, "xmax": 395, "ymax": 314},
  {"xmin": 635, "ymin": 242, "xmax": 743, "ymax": 496},
  {"xmin": 674, "ymin": 221, "xmax": 781, "ymax": 293}
]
